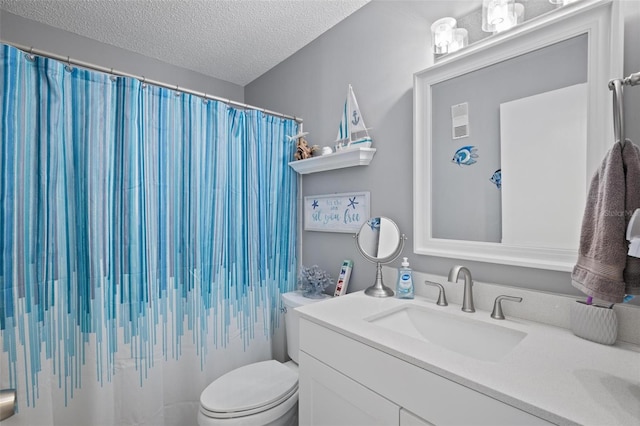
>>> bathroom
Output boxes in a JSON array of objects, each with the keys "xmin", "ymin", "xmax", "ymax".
[{"xmin": 1, "ymin": 0, "xmax": 639, "ymax": 425}]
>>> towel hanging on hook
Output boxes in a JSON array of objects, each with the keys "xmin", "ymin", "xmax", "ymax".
[{"xmin": 574, "ymin": 71, "xmax": 640, "ymax": 303}]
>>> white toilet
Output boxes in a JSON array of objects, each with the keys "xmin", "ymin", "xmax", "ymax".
[{"xmin": 198, "ymin": 291, "xmax": 329, "ymax": 426}]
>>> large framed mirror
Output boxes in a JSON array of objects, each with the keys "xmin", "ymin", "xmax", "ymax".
[{"xmin": 414, "ymin": 0, "xmax": 623, "ymax": 271}]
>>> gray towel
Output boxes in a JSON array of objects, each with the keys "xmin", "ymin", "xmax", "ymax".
[{"xmin": 572, "ymin": 140, "xmax": 640, "ymax": 303}]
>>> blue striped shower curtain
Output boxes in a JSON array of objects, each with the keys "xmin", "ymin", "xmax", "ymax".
[{"xmin": 0, "ymin": 43, "xmax": 298, "ymax": 425}]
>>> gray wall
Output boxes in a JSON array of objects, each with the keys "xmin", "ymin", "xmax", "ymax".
[
  {"xmin": 246, "ymin": 0, "xmax": 640, "ymax": 298},
  {"xmin": 625, "ymin": 2, "xmax": 640, "ymax": 154},
  {"xmin": 0, "ymin": 11, "xmax": 244, "ymax": 102}
]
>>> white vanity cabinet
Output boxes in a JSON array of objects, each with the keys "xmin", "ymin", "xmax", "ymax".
[{"xmin": 298, "ymin": 318, "xmax": 553, "ymax": 426}]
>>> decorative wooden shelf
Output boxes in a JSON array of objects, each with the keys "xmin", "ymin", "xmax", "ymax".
[{"xmin": 288, "ymin": 147, "xmax": 376, "ymax": 174}]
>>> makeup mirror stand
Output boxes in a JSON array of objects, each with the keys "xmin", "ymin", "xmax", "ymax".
[{"xmin": 354, "ymin": 217, "xmax": 407, "ymax": 297}]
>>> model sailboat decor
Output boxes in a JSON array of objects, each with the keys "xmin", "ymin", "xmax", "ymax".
[
  {"xmin": 287, "ymin": 84, "xmax": 376, "ymax": 174},
  {"xmin": 335, "ymin": 84, "xmax": 373, "ymax": 151}
]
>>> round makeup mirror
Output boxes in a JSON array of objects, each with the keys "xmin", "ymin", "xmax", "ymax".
[{"xmin": 355, "ymin": 217, "xmax": 406, "ymax": 297}]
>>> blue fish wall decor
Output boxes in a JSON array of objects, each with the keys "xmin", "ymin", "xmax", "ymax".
[
  {"xmin": 490, "ymin": 169, "xmax": 502, "ymax": 189},
  {"xmin": 451, "ymin": 146, "xmax": 478, "ymax": 166}
]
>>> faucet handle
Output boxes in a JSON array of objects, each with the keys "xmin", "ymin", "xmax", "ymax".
[
  {"xmin": 491, "ymin": 295, "xmax": 523, "ymax": 320},
  {"xmin": 423, "ymin": 281, "xmax": 448, "ymax": 306}
]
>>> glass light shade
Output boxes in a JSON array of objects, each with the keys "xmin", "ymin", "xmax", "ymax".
[
  {"xmin": 482, "ymin": 0, "xmax": 516, "ymax": 33},
  {"xmin": 431, "ymin": 17, "xmax": 457, "ymax": 54},
  {"xmin": 449, "ymin": 28, "xmax": 468, "ymax": 53},
  {"xmin": 493, "ymin": 3, "xmax": 524, "ymax": 33}
]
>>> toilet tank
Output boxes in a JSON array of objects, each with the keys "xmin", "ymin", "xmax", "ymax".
[{"xmin": 281, "ymin": 291, "xmax": 330, "ymax": 363}]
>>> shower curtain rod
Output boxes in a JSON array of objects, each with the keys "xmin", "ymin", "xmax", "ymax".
[{"xmin": 1, "ymin": 40, "xmax": 303, "ymax": 123}]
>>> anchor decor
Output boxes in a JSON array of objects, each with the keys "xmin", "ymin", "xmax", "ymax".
[{"xmin": 351, "ymin": 110, "xmax": 360, "ymax": 126}]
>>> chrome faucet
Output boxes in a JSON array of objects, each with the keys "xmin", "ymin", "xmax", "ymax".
[
  {"xmin": 423, "ymin": 281, "xmax": 448, "ymax": 306},
  {"xmin": 448, "ymin": 265, "xmax": 475, "ymax": 313},
  {"xmin": 491, "ymin": 295, "xmax": 522, "ymax": 320}
]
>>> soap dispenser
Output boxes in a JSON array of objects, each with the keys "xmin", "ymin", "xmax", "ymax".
[{"xmin": 396, "ymin": 257, "xmax": 414, "ymax": 299}]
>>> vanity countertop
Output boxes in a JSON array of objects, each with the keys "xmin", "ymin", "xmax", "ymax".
[{"xmin": 296, "ymin": 291, "xmax": 640, "ymax": 426}]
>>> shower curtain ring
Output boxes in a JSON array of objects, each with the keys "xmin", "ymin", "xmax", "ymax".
[
  {"xmin": 141, "ymin": 76, "xmax": 147, "ymax": 88},
  {"xmin": 64, "ymin": 56, "xmax": 73, "ymax": 73},
  {"xmin": 175, "ymin": 85, "xmax": 180, "ymax": 96},
  {"xmin": 25, "ymin": 47, "xmax": 36, "ymax": 62},
  {"xmin": 203, "ymin": 94, "xmax": 208, "ymax": 104}
]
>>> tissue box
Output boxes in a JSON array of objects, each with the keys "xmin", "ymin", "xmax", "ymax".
[{"xmin": 570, "ymin": 301, "xmax": 617, "ymax": 345}]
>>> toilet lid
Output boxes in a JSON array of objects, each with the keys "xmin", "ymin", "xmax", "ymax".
[{"xmin": 200, "ymin": 360, "xmax": 298, "ymax": 415}]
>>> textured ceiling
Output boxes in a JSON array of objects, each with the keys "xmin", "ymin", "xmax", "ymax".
[{"xmin": 0, "ymin": 0, "xmax": 370, "ymax": 86}]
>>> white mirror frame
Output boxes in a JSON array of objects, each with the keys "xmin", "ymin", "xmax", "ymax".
[{"xmin": 413, "ymin": 0, "xmax": 624, "ymax": 272}]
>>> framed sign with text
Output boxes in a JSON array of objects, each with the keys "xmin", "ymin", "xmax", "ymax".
[{"xmin": 304, "ymin": 192, "xmax": 370, "ymax": 233}]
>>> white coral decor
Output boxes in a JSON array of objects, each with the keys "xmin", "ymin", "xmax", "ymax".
[{"xmin": 297, "ymin": 265, "xmax": 333, "ymax": 298}]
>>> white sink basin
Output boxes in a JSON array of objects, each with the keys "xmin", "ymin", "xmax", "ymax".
[{"xmin": 367, "ymin": 305, "xmax": 527, "ymax": 362}]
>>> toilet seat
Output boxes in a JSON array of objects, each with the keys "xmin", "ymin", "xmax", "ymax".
[{"xmin": 200, "ymin": 360, "xmax": 298, "ymax": 419}]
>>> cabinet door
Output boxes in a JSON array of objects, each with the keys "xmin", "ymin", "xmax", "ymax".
[
  {"xmin": 400, "ymin": 409, "xmax": 434, "ymax": 426},
  {"xmin": 299, "ymin": 351, "xmax": 399, "ymax": 426}
]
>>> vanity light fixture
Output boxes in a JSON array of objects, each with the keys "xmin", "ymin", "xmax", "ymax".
[
  {"xmin": 431, "ymin": 17, "xmax": 457, "ymax": 54},
  {"xmin": 449, "ymin": 28, "xmax": 468, "ymax": 53},
  {"xmin": 549, "ymin": 0, "xmax": 580, "ymax": 5},
  {"xmin": 482, "ymin": 0, "xmax": 516, "ymax": 33},
  {"xmin": 493, "ymin": 2, "xmax": 524, "ymax": 33}
]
